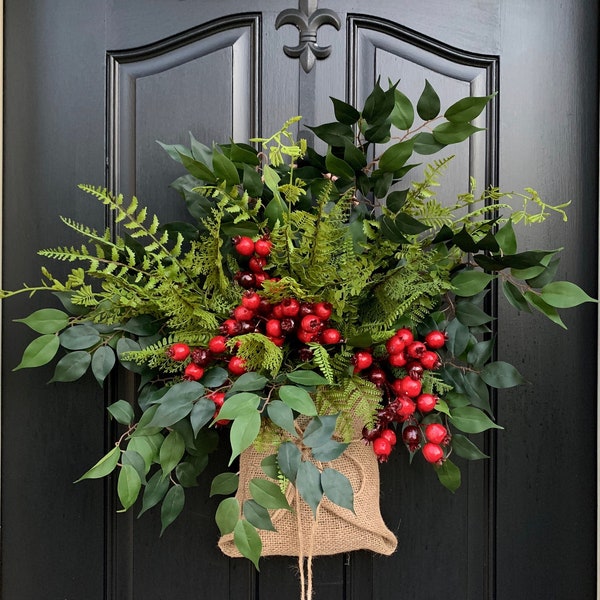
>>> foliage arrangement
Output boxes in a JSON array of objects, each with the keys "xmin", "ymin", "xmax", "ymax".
[{"xmin": 3, "ymin": 80, "xmax": 594, "ymax": 568}]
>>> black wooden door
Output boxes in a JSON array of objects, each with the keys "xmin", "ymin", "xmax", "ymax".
[{"xmin": 3, "ymin": 2, "xmax": 597, "ymax": 599}]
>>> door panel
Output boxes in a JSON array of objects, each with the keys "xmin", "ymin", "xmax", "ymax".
[{"xmin": 3, "ymin": 2, "xmax": 597, "ymax": 599}]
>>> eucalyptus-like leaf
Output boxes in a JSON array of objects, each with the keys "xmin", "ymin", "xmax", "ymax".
[
  {"xmin": 216, "ymin": 392, "xmax": 261, "ymax": 421},
  {"xmin": 277, "ymin": 442, "xmax": 301, "ymax": 483},
  {"xmin": 302, "ymin": 415, "xmax": 338, "ymax": 449},
  {"xmin": 311, "ymin": 440, "xmax": 349, "ymax": 462},
  {"xmin": 138, "ymin": 469, "xmax": 170, "ymax": 517},
  {"xmin": 286, "ymin": 370, "xmax": 329, "ymax": 386},
  {"xmin": 59, "ymin": 324, "xmax": 101, "ymax": 350},
  {"xmin": 216, "ymin": 498, "xmax": 240, "ymax": 536},
  {"xmin": 243, "ymin": 499, "xmax": 276, "ymax": 532},
  {"xmin": 159, "ymin": 430, "xmax": 186, "ymax": 478},
  {"xmin": 228, "ymin": 372, "xmax": 268, "ymax": 394},
  {"xmin": 91, "ymin": 345, "xmax": 116, "ymax": 386},
  {"xmin": 190, "ymin": 398, "xmax": 216, "ymax": 436},
  {"xmin": 261, "ymin": 455, "xmax": 280, "ymax": 480},
  {"xmin": 295, "ymin": 461, "xmax": 323, "ymax": 516},
  {"xmin": 480, "ymin": 361, "xmax": 525, "ymax": 388},
  {"xmin": 267, "ymin": 400, "xmax": 297, "ymax": 437},
  {"xmin": 117, "ymin": 464, "xmax": 142, "ymax": 510},
  {"xmin": 278, "ymin": 385, "xmax": 317, "ymax": 416}
]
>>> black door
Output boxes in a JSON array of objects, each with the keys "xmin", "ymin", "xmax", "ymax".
[{"xmin": 3, "ymin": 2, "xmax": 597, "ymax": 599}]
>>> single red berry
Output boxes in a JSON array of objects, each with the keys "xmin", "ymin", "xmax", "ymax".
[
  {"xmin": 395, "ymin": 396, "xmax": 416, "ymax": 420},
  {"xmin": 167, "ymin": 342, "xmax": 190, "ymax": 361},
  {"xmin": 300, "ymin": 314, "xmax": 322, "ymax": 333},
  {"xmin": 299, "ymin": 302, "xmax": 315, "ymax": 318},
  {"xmin": 320, "ymin": 328, "xmax": 341, "ymax": 344},
  {"xmin": 280, "ymin": 317, "xmax": 297, "ymax": 333},
  {"xmin": 406, "ymin": 340, "xmax": 427, "ymax": 359},
  {"xmin": 386, "ymin": 335, "xmax": 405, "ymax": 355},
  {"xmin": 407, "ymin": 362, "xmax": 424, "ymax": 380},
  {"xmin": 191, "ymin": 347, "xmax": 211, "ymax": 366},
  {"xmin": 298, "ymin": 346, "xmax": 314, "ymax": 361},
  {"xmin": 425, "ymin": 423, "xmax": 448, "ymax": 445},
  {"xmin": 422, "ymin": 442, "xmax": 444, "ymax": 464},
  {"xmin": 271, "ymin": 304, "xmax": 284, "ymax": 319},
  {"xmin": 420, "ymin": 350, "xmax": 441, "ymax": 370},
  {"xmin": 296, "ymin": 329, "xmax": 317, "ymax": 344},
  {"xmin": 424, "ymin": 330, "xmax": 447, "ymax": 350},
  {"xmin": 379, "ymin": 428, "xmax": 397, "ymax": 446},
  {"xmin": 248, "ymin": 256, "xmax": 267, "ymax": 273},
  {"xmin": 313, "ymin": 301, "xmax": 333, "ymax": 320},
  {"xmin": 254, "ymin": 272, "xmax": 268, "ymax": 287},
  {"xmin": 208, "ymin": 336, "xmax": 227, "ymax": 354},
  {"xmin": 265, "ymin": 319, "xmax": 283, "ymax": 338},
  {"xmin": 237, "ymin": 272, "xmax": 256, "ymax": 289},
  {"xmin": 402, "ymin": 425, "xmax": 421, "ymax": 451},
  {"xmin": 220, "ymin": 318, "xmax": 241, "ymax": 336},
  {"xmin": 353, "ymin": 350, "xmax": 373, "ymax": 372},
  {"xmin": 234, "ymin": 236, "xmax": 255, "ymax": 256},
  {"xmin": 373, "ymin": 437, "xmax": 393, "ymax": 462},
  {"xmin": 388, "ymin": 351, "xmax": 407, "ymax": 368},
  {"xmin": 254, "ymin": 238, "xmax": 272, "ymax": 257},
  {"xmin": 241, "ymin": 291, "xmax": 261, "ymax": 311},
  {"xmin": 233, "ymin": 305, "xmax": 255, "ymax": 322},
  {"xmin": 183, "ymin": 363, "xmax": 204, "ymax": 381},
  {"xmin": 416, "ymin": 393, "xmax": 437, "ymax": 413},
  {"xmin": 367, "ymin": 366, "xmax": 387, "ymax": 387},
  {"xmin": 395, "ymin": 328, "xmax": 414, "ymax": 345},
  {"xmin": 362, "ymin": 424, "xmax": 383, "ymax": 442},
  {"xmin": 209, "ymin": 391, "xmax": 226, "ymax": 408},
  {"xmin": 228, "ymin": 356, "xmax": 247, "ymax": 375},
  {"xmin": 281, "ymin": 298, "xmax": 300, "ymax": 317},
  {"xmin": 395, "ymin": 376, "xmax": 422, "ymax": 398},
  {"xmin": 267, "ymin": 336, "xmax": 285, "ymax": 347}
]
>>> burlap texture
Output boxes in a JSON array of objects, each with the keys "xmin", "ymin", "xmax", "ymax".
[{"xmin": 218, "ymin": 436, "xmax": 398, "ymax": 558}]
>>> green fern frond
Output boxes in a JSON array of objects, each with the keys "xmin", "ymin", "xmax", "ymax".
[
  {"xmin": 231, "ymin": 333, "xmax": 283, "ymax": 377},
  {"xmin": 307, "ymin": 343, "xmax": 334, "ymax": 383}
]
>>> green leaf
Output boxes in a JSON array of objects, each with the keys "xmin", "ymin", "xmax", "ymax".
[
  {"xmin": 210, "ymin": 472, "xmax": 240, "ymax": 497},
  {"xmin": 433, "ymin": 122, "xmax": 484, "ymax": 145},
  {"xmin": 495, "ymin": 219, "xmax": 517, "ymax": 254},
  {"xmin": 59, "ymin": 324, "xmax": 101, "ymax": 350},
  {"xmin": 452, "ymin": 434, "xmax": 489, "ymax": 460},
  {"xmin": 249, "ymin": 478, "xmax": 291, "ymax": 510},
  {"xmin": 451, "ymin": 270, "xmax": 494, "ymax": 297},
  {"xmin": 160, "ymin": 484, "xmax": 185, "ymax": 535},
  {"xmin": 49, "ymin": 350, "xmax": 91, "ymax": 383},
  {"xmin": 279, "ymin": 385, "xmax": 317, "ymax": 416},
  {"xmin": 378, "ymin": 216, "xmax": 410, "ymax": 244},
  {"xmin": 243, "ymin": 499, "xmax": 276, "ymax": 531},
  {"xmin": 524, "ymin": 291, "xmax": 567, "ymax": 328},
  {"xmin": 216, "ymin": 497, "xmax": 240, "ymax": 535},
  {"xmin": 526, "ymin": 256, "xmax": 561, "ymax": 288},
  {"xmin": 436, "ymin": 459, "xmax": 461, "ymax": 492},
  {"xmin": 14, "ymin": 334, "xmax": 60, "ymax": 370},
  {"xmin": 190, "ymin": 398, "xmax": 216, "ymax": 436},
  {"xmin": 416, "ymin": 80, "xmax": 440, "ymax": 120},
  {"xmin": 325, "ymin": 150, "xmax": 355, "ymax": 180},
  {"xmin": 455, "ymin": 302, "xmax": 493, "ymax": 326},
  {"xmin": 286, "ymin": 370, "xmax": 329, "ymax": 386},
  {"xmin": 372, "ymin": 170, "xmax": 393, "ymax": 198},
  {"xmin": 330, "ymin": 97, "xmax": 361, "ymax": 125},
  {"xmin": 302, "ymin": 415, "xmax": 338, "ymax": 449},
  {"xmin": 116, "ymin": 337, "xmax": 143, "ymax": 373},
  {"xmin": 378, "ymin": 140, "xmax": 414, "ymax": 173},
  {"xmin": 117, "ymin": 464, "xmax": 142, "ymax": 510},
  {"xmin": 463, "ymin": 372, "xmax": 492, "ymax": 415},
  {"xmin": 127, "ymin": 433, "xmax": 164, "ymax": 472},
  {"xmin": 175, "ymin": 462, "xmax": 199, "ymax": 488},
  {"xmin": 118, "ymin": 315, "xmax": 162, "ymax": 336},
  {"xmin": 445, "ymin": 392, "xmax": 471, "ymax": 409},
  {"xmin": 444, "ymin": 94, "xmax": 493, "ymax": 123},
  {"xmin": 364, "ymin": 119, "xmax": 392, "ymax": 144},
  {"xmin": 14, "ymin": 308, "xmax": 69, "ymax": 334},
  {"xmin": 391, "ymin": 89, "xmax": 414, "ymax": 130},
  {"xmin": 386, "ymin": 189, "xmax": 408, "ymax": 212},
  {"xmin": 412, "ymin": 132, "xmax": 446, "ymax": 155},
  {"xmin": 311, "ymin": 440, "xmax": 349, "ymax": 462},
  {"xmin": 362, "ymin": 81, "xmax": 395, "ymax": 124},
  {"xmin": 321, "ymin": 468, "xmax": 354, "ymax": 512},
  {"xmin": 122, "ymin": 450, "xmax": 147, "ymax": 485},
  {"xmin": 242, "ymin": 163, "xmax": 264, "ymax": 197},
  {"xmin": 177, "ymin": 152, "xmax": 217, "ymax": 181},
  {"xmin": 201, "ymin": 366, "xmax": 229, "ymax": 388},
  {"xmin": 156, "ymin": 141, "xmax": 190, "ymax": 163},
  {"xmin": 277, "ymin": 442, "xmax": 302, "ymax": 483},
  {"xmin": 444, "ymin": 319, "xmax": 471, "ymax": 357},
  {"xmin": 480, "ymin": 361, "xmax": 525, "ymax": 388},
  {"xmin": 267, "ymin": 400, "xmax": 297, "ymax": 437},
  {"xmin": 502, "ymin": 281, "xmax": 531, "ymax": 314},
  {"xmin": 229, "ymin": 142, "xmax": 260, "ymax": 166},
  {"xmin": 138, "ymin": 469, "xmax": 170, "ymax": 517},
  {"xmin": 295, "ymin": 460, "xmax": 323, "ymax": 516},
  {"xmin": 159, "ymin": 430, "xmax": 186, "ymax": 478},
  {"xmin": 342, "ymin": 139, "xmax": 367, "ymax": 170},
  {"xmin": 147, "ymin": 381, "xmax": 203, "ymax": 428},
  {"xmin": 217, "ymin": 392, "xmax": 261, "ymax": 421},
  {"xmin": 107, "ymin": 399, "xmax": 134, "ymax": 425},
  {"xmin": 450, "ymin": 406, "xmax": 503, "ymax": 433},
  {"xmin": 233, "ymin": 519, "xmax": 262, "ymax": 570},
  {"xmin": 467, "ymin": 339, "xmax": 495, "ymax": 369},
  {"xmin": 91, "ymin": 345, "xmax": 116, "ymax": 386},
  {"xmin": 229, "ymin": 372, "xmax": 268, "ymax": 393},
  {"xmin": 540, "ymin": 281, "xmax": 596, "ymax": 308},
  {"xmin": 75, "ymin": 445, "xmax": 120, "ymax": 482},
  {"xmin": 261, "ymin": 454, "xmax": 280, "ymax": 480},
  {"xmin": 213, "ymin": 151, "xmax": 240, "ymax": 185},
  {"xmin": 307, "ymin": 122, "xmax": 354, "ymax": 146},
  {"xmin": 229, "ymin": 410, "xmax": 261, "ymax": 465}
]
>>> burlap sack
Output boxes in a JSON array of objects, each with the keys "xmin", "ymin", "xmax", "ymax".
[{"xmin": 218, "ymin": 435, "xmax": 398, "ymax": 558}]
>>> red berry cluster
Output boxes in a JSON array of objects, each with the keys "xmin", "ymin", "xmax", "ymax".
[
  {"xmin": 232, "ymin": 235, "xmax": 274, "ymax": 289},
  {"xmin": 358, "ymin": 327, "xmax": 449, "ymax": 464}
]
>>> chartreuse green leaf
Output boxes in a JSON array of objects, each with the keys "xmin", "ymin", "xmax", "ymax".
[
  {"xmin": 160, "ymin": 484, "xmax": 185, "ymax": 535},
  {"xmin": 295, "ymin": 461, "xmax": 323, "ymax": 516},
  {"xmin": 15, "ymin": 308, "xmax": 69, "ymax": 334},
  {"xmin": 286, "ymin": 370, "xmax": 329, "ymax": 386},
  {"xmin": 321, "ymin": 468, "xmax": 354, "ymax": 512},
  {"xmin": 540, "ymin": 281, "xmax": 596, "ymax": 308},
  {"xmin": 217, "ymin": 392, "xmax": 261, "ymax": 421},
  {"xmin": 243, "ymin": 499, "xmax": 276, "ymax": 531},
  {"xmin": 391, "ymin": 89, "xmax": 414, "ymax": 130},
  {"xmin": 14, "ymin": 334, "xmax": 60, "ymax": 370},
  {"xmin": 249, "ymin": 478, "xmax": 291, "ymax": 510},
  {"xmin": 49, "ymin": 350, "xmax": 91, "ymax": 383},
  {"xmin": 267, "ymin": 400, "xmax": 297, "ymax": 437},
  {"xmin": 451, "ymin": 270, "xmax": 494, "ymax": 297},
  {"xmin": 210, "ymin": 472, "xmax": 240, "ymax": 497},
  {"xmin": 480, "ymin": 361, "xmax": 525, "ymax": 388},
  {"xmin": 138, "ymin": 470, "xmax": 170, "ymax": 517},
  {"xmin": 450, "ymin": 406, "xmax": 503, "ymax": 433},
  {"xmin": 279, "ymin": 385, "xmax": 317, "ymax": 416},
  {"xmin": 234, "ymin": 519, "xmax": 262, "ymax": 570},
  {"xmin": 452, "ymin": 434, "xmax": 489, "ymax": 460},
  {"xmin": 117, "ymin": 464, "xmax": 142, "ymax": 510},
  {"xmin": 107, "ymin": 400, "xmax": 134, "ymax": 425},
  {"xmin": 417, "ymin": 80, "xmax": 440, "ymax": 120},
  {"xmin": 229, "ymin": 410, "xmax": 261, "ymax": 465},
  {"xmin": 159, "ymin": 430, "xmax": 185, "ymax": 479},
  {"xmin": 277, "ymin": 442, "xmax": 302, "ymax": 483},
  {"xmin": 91, "ymin": 345, "xmax": 116, "ymax": 386},
  {"xmin": 216, "ymin": 497, "xmax": 240, "ymax": 535},
  {"xmin": 75, "ymin": 445, "xmax": 120, "ymax": 482},
  {"xmin": 444, "ymin": 94, "xmax": 494, "ymax": 123},
  {"xmin": 436, "ymin": 459, "xmax": 461, "ymax": 493}
]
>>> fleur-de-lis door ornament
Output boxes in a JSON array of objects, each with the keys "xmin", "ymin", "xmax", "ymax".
[{"xmin": 275, "ymin": 0, "xmax": 341, "ymax": 73}]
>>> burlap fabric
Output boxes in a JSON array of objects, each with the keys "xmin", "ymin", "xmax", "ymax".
[{"xmin": 218, "ymin": 435, "xmax": 398, "ymax": 558}]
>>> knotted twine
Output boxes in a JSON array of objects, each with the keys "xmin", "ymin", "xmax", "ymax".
[{"xmin": 218, "ymin": 430, "xmax": 397, "ymax": 599}]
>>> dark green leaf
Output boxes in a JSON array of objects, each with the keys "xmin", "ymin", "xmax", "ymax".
[
  {"xmin": 450, "ymin": 406, "xmax": 503, "ymax": 433},
  {"xmin": 116, "ymin": 337, "xmax": 143, "ymax": 373},
  {"xmin": 502, "ymin": 281, "xmax": 531, "ymax": 313},
  {"xmin": 91, "ymin": 345, "xmax": 116, "ymax": 386},
  {"xmin": 49, "ymin": 350, "xmax": 91, "ymax": 383},
  {"xmin": 157, "ymin": 141, "xmax": 192, "ymax": 163},
  {"xmin": 364, "ymin": 119, "xmax": 392, "ymax": 143},
  {"xmin": 295, "ymin": 460, "xmax": 323, "ymax": 516},
  {"xmin": 540, "ymin": 281, "xmax": 596, "ymax": 308},
  {"xmin": 501, "ymin": 249, "xmax": 559, "ymax": 270},
  {"xmin": 452, "ymin": 434, "xmax": 489, "ymax": 460},
  {"xmin": 159, "ymin": 430, "xmax": 186, "ymax": 478},
  {"xmin": 175, "ymin": 462, "xmax": 200, "ymax": 488},
  {"xmin": 342, "ymin": 139, "xmax": 367, "ymax": 170},
  {"xmin": 463, "ymin": 372, "xmax": 492, "ymax": 414},
  {"xmin": 307, "ymin": 122, "xmax": 354, "ymax": 146},
  {"xmin": 229, "ymin": 410, "xmax": 261, "ymax": 465},
  {"xmin": 117, "ymin": 464, "xmax": 142, "ymax": 510},
  {"xmin": 160, "ymin": 484, "xmax": 185, "ymax": 535},
  {"xmin": 229, "ymin": 372, "xmax": 268, "ymax": 394},
  {"xmin": 436, "ymin": 459, "xmax": 461, "ymax": 492},
  {"xmin": 75, "ymin": 446, "xmax": 120, "ymax": 482},
  {"xmin": 190, "ymin": 398, "xmax": 216, "ymax": 436},
  {"xmin": 210, "ymin": 472, "xmax": 240, "ymax": 497},
  {"xmin": 242, "ymin": 163, "xmax": 264, "ymax": 197},
  {"xmin": 59, "ymin": 324, "xmax": 100, "ymax": 350},
  {"xmin": 234, "ymin": 520, "xmax": 262, "ymax": 570},
  {"xmin": 451, "ymin": 270, "xmax": 494, "ymax": 297},
  {"xmin": 122, "ymin": 450, "xmax": 147, "ymax": 484},
  {"xmin": 321, "ymin": 468, "xmax": 354, "ymax": 512},
  {"xmin": 480, "ymin": 361, "xmax": 525, "ymax": 388},
  {"xmin": 201, "ymin": 366, "xmax": 229, "ymax": 388},
  {"xmin": 433, "ymin": 122, "xmax": 484, "ymax": 145},
  {"xmin": 14, "ymin": 334, "xmax": 60, "ymax": 370},
  {"xmin": 279, "ymin": 385, "xmax": 317, "ymax": 416},
  {"xmin": 362, "ymin": 81, "xmax": 395, "ymax": 124},
  {"xmin": 455, "ymin": 302, "xmax": 494, "ymax": 326},
  {"xmin": 453, "ymin": 226, "xmax": 479, "ymax": 252},
  {"xmin": 379, "ymin": 216, "xmax": 410, "ymax": 244},
  {"xmin": 14, "ymin": 308, "xmax": 69, "ymax": 334},
  {"xmin": 325, "ymin": 150, "xmax": 355, "ymax": 180},
  {"xmin": 467, "ymin": 339, "xmax": 495, "ymax": 368},
  {"xmin": 302, "ymin": 415, "xmax": 338, "ymax": 449},
  {"xmin": 243, "ymin": 499, "xmax": 276, "ymax": 531},
  {"xmin": 127, "ymin": 433, "xmax": 164, "ymax": 472},
  {"xmin": 495, "ymin": 219, "xmax": 517, "ymax": 254},
  {"xmin": 267, "ymin": 400, "xmax": 297, "ymax": 437},
  {"xmin": 444, "ymin": 319, "xmax": 471, "ymax": 357},
  {"xmin": 261, "ymin": 454, "xmax": 280, "ymax": 480},
  {"xmin": 249, "ymin": 478, "xmax": 291, "ymax": 510},
  {"xmin": 229, "ymin": 142, "xmax": 260, "ymax": 166},
  {"xmin": 524, "ymin": 291, "xmax": 566, "ymax": 328},
  {"xmin": 444, "ymin": 94, "xmax": 493, "ymax": 122},
  {"xmin": 216, "ymin": 497, "xmax": 240, "ymax": 535},
  {"xmin": 416, "ymin": 80, "xmax": 440, "ymax": 120},
  {"xmin": 286, "ymin": 370, "xmax": 330, "ymax": 386},
  {"xmin": 372, "ymin": 170, "xmax": 393, "ymax": 198},
  {"xmin": 147, "ymin": 381, "xmax": 202, "ymax": 428},
  {"xmin": 311, "ymin": 440, "xmax": 349, "ymax": 462},
  {"xmin": 189, "ymin": 133, "xmax": 212, "ymax": 163},
  {"xmin": 526, "ymin": 256, "xmax": 560, "ymax": 288},
  {"xmin": 277, "ymin": 442, "xmax": 302, "ymax": 483},
  {"xmin": 138, "ymin": 469, "xmax": 170, "ymax": 517},
  {"xmin": 330, "ymin": 97, "xmax": 360, "ymax": 125},
  {"xmin": 412, "ymin": 132, "xmax": 446, "ymax": 155},
  {"xmin": 213, "ymin": 152, "xmax": 240, "ymax": 185},
  {"xmin": 378, "ymin": 140, "xmax": 414, "ymax": 173},
  {"xmin": 107, "ymin": 399, "xmax": 134, "ymax": 425},
  {"xmin": 177, "ymin": 151, "xmax": 216, "ymax": 182},
  {"xmin": 445, "ymin": 392, "xmax": 471, "ymax": 408},
  {"xmin": 386, "ymin": 189, "xmax": 408, "ymax": 212},
  {"xmin": 391, "ymin": 89, "xmax": 414, "ymax": 130}
]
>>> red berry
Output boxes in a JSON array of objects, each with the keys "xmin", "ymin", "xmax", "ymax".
[
  {"xmin": 237, "ymin": 272, "xmax": 256, "ymax": 289},
  {"xmin": 420, "ymin": 350, "xmax": 441, "ymax": 370},
  {"xmin": 183, "ymin": 363, "xmax": 204, "ymax": 381},
  {"xmin": 422, "ymin": 442, "xmax": 444, "ymax": 464},
  {"xmin": 353, "ymin": 351, "xmax": 373, "ymax": 372},
  {"xmin": 228, "ymin": 356, "xmax": 247, "ymax": 375},
  {"xmin": 267, "ymin": 336, "xmax": 285, "ymax": 347},
  {"xmin": 220, "ymin": 319, "xmax": 241, "ymax": 336},
  {"xmin": 241, "ymin": 292, "xmax": 261, "ymax": 310},
  {"xmin": 248, "ymin": 256, "xmax": 267, "ymax": 273},
  {"xmin": 209, "ymin": 391, "xmax": 226, "ymax": 408},
  {"xmin": 425, "ymin": 423, "xmax": 448, "ymax": 445},
  {"xmin": 296, "ymin": 329, "xmax": 317, "ymax": 344},
  {"xmin": 402, "ymin": 425, "xmax": 421, "ymax": 451},
  {"xmin": 234, "ymin": 236, "xmax": 255, "ymax": 256},
  {"xmin": 299, "ymin": 302, "xmax": 315, "ymax": 318},
  {"xmin": 320, "ymin": 328, "xmax": 341, "ymax": 344},
  {"xmin": 254, "ymin": 238, "xmax": 272, "ymax": 257},
  {"xmin": 395, "ymin": 396, "xmax": 416, "ymax": 420},
  {"xmin": 362, "ymin": 424, "xmax": 383, "ymax": 442},
  {"xmin": 395, "ymin": 376, "xmax": 422, "ymax": 398},
  {"xmin": 265, "ymin": 319, "xmax": 283, "ymax": 338},
  {"xmin": 254, "ymin": 272, "xmax": 268, "ymax": 287},
  {"xmin": 300, "ymin": 314, "xmax": 322, "ymax": 333},
  {"xmin": 406, "ymin": 340, "xmax": 427, "ymax": 359},
  {"xmin": 208, "ymin": 336, "xmax": 227, "ymax": 354},
  {"xmin": 407, "ymin": 362, "xmax": 424, "ymax": 380},
  {"xmin": 367, "ymin": 367, "xmax": 387, "ymax": 387},
  {"xmin": 313, "ymin": 301, "xmax": 333, "ymax": 320},
  {"xmin": 373, "ymin": 437, "xmax": 392, "ymax": 462},
  {"xmin": 388, "ymin": 351, "xmax": 407, "ymax": 368},
  {"xmin": 168, "ymin": 343, "xmax": 190, "ymax": 361},
  {"xmin": 379, "ymin": 428, "xmax": 397, "ymax": 446},
  {"xmin": 272, "ymin": 304, "xmax": 284, "ymax": 319},
  {"xmin": 191, "ymin": 347, "xmax": 211, "ymax": 366},
  {"xmin": 281, "ymin": 298, "xmax": 300, "ymax": 317},
  {"xmin": 424, "ymin": 330, "xmax": 447, "ymax": 350},
  {"xmin": 395, "ymin": 328, "xmax": 414, "ymax": 345},
  {"xmin": 416, "ymin": 393, "xmax": 437, "ymax": 413},
  {"xmin": 233, "ymin": 305, "xmax": 255, "ymax": 322},
  {"xmin": 386, "ymin": 335, "xmax": 405, "ymax": 355}
]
